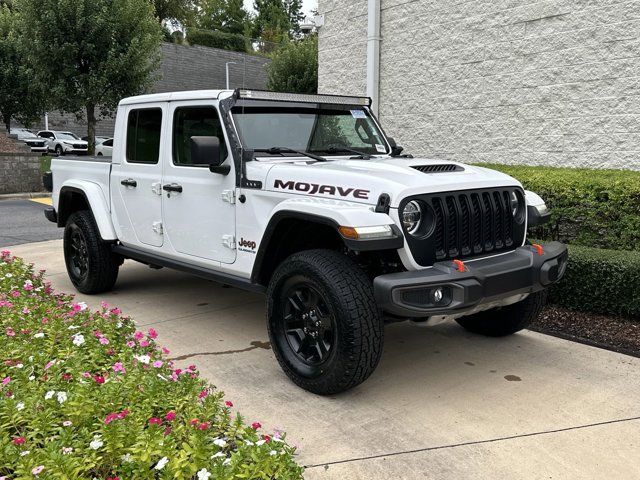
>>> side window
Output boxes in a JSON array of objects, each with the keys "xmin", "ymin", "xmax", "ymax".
[
  {"xmin": 126, "ymin": 108, "xmax": 162, "ymax": 164},
  {"xmin": 172, "ymin": 106, "xmax": 227, "ymax": 166},
  {"xmin": 103, "ymin": 139, "xmax": 113, "ymax": 147}
]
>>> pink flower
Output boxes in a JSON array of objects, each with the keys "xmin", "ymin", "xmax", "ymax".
[
  {"xmin": 264, "ymin": 434, "xmax": 271, "ymax": 443},
  {"xmin": 139, "ymin": 340, "xmax": 149, "ymax": 347},
  {"xmin": 93, "ymin": 375, "xmax": 105, "ymax": 384},
  {"xmin": 112, "ymin": 362, "xmax": 126, "ymax": 374},
  {"xmin": 82, "ymin": 372, "xmax": 91, "ymax": 378},
  {"xmin": 12, "ymin": 436, "xmax": 25, "ymax": 445},
  {"xmin": 2, "ymin": 377, "xmax": 10, "ymax": 386},
  {"xmin": 71, "ymin": 303, "xmax": 84, "ymax": 312},
  {"xmin": 198, "ymin": 390, "xmax": 208, "ymax": 399},
  {"xmin": 153, "ymin": 360, "xmax": 163, "ymax": 368},
  {"xmin": 6, "ymin": 328, "xmax": 15, "ymax": 337},
  {"xmin": 187, "ymin": 364, "xmax": 196, "ymax": 372},
  {"xmin": 44, "ymin": 360, "xmax": 55, "ymax": 370},
  {"xmin": 190, "ymin": 418, "xmax": 200, "ymax": 426},
  {"xmin": 162, "ymin": 347, "xmax": 170, "ymax": 355},
  {"xmin": 110, "ymin": 307, "xmax": 121, "ymax": 315},
  {"xmin": 148, "ymin": 328, "xmax": 158, "ymax": 339},
  {"xmin": 251, "ymin": 422, "xmax": 261, "ymax": 430},
  {"xmin": 163, "ymin": 426, "xmax": 172, "ymax": 436},
  {"xmin": 11, "ymin": 291, "xmax": 20, "ymax": 298},
  {"xmin": 148, "ymin": 417, "xmax": 162, "ymax": 425},
  {"xmin": 198, "ymin": 422, "xmax": 210, "ymax": 431},
  {"xmin": 100, "ymin": 301, "xmax": 109, "ymax": 309},
  {"xmin": 1, "ymin": 250, "xmax": 10, "ymax": 257},
  {"xmin": 99, "ymin": 337, "xmax": 109, "ymax": 345},
  {"xmin": 225, "ymin": 400, "xmax": 233, "ymax": 407},
  {"xmin": 32, "ymin": 466, "xmax": 44, "ymax": 475},
  {"xmin": 22, "ymin": 307, "xmax": 30, "ymax": 314},
  {"xmin": 23, "ymin": 282, "xmax": 33, "ymax": 291},
  {"xmin": 164, "ymin": 411, "xmax": 176, "ymax": 421},
  {"xmin": 133, "ymin": 331, "xmax": 144, "ymax": 341},
  {"xmin": 126, "ymin": 341, "xmax": 135, "ymax": 348}
]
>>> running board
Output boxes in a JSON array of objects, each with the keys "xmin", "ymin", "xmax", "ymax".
[{"xmin": 112, "ymin": 244, "xmax": 266, "ymax": 294}]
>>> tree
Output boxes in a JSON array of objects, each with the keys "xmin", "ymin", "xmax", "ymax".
[
  {"xmin": 252, "ymin": 0, "xmax": 292, "ymax": 52},
  {"xmin": 152, "ymin": 0, "xmax": 195, "ymax": 27},
  {"xmin": 16, "ymin": 0, "xmax": 163, "ymax": 154},
  {"xmin": 0, "ymin": 5, "xmax": 44, "ymax": 132},
  {"xmin": 191, "ymin": 0, "xmax": 249, "ymax": 36},
  {"xmin": 267, "ymin": 35, "xmax": 317, "ymax": 94}
]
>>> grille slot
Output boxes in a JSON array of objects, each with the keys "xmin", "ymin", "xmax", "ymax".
[
  {"xmin": 412, "ymin": 164, "xmax": 463, "ymax": 173},
  {"xmin": 403, "ymin": 187, "xmax": 526, "ymax": 266}
]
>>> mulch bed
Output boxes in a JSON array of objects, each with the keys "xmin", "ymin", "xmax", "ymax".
[
  {"xmin": 0, "ymin": 132, "xmax": 23, "ymax": 153},
  {"xmin": 531, "ymin": 305, "xmax": 640, "ymax": 357}
]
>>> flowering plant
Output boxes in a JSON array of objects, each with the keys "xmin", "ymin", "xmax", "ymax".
[{"xmin": 0, "ymin": 251, "xmax": 303, "ymax": 479}]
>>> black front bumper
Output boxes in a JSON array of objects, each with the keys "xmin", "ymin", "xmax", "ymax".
[{"xmin": 374, "ymin": 242, "xmax": 568, "ymax": 318}]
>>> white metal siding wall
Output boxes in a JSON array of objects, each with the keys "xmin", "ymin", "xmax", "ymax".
[{"xmin": 318, "ymin": 0, "xmax": 640, "ymax": 170}]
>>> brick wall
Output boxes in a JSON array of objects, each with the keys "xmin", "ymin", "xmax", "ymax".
[
  {"xmin": 318, "ymin": 0, "xmax": 640, "ymax": 170},
  {"xmin": 0, "ymin": 153, "xmax": 44, "ymax": 194},
  {"xmin": 33, "ymin": 43, "xmax": 271, "ymax": 137}
]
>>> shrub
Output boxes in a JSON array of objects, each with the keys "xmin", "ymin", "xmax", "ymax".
[
  {"xmin": 475, "ymin": 164, "xmax": 640, "ymax": 252},
  {"xmin": 267, "ymin": 36, "xmax": 318, "ymax": 94},
  {"xmin": 0, "ymin": 251, "xmax": 303, "ymax": 479},
  {"xmin": 550, "ymin": 244, "xmax": 640, "ymax": 319},
  {"xmin": 186, "ymin": 29, "xmax": 247, "ymax": 53}
]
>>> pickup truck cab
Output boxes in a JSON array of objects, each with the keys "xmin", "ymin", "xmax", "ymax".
[{"xmin": 45, "ymin": 89, "xmax": 567, "ymax": 395}]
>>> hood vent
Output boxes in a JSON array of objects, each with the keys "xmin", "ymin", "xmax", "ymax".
[{"xmin": 412, "ymin": 164, "xmax": 464, "ymax": 173}]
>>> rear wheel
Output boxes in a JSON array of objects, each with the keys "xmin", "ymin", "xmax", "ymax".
[
  {"xmin": 55, "ymin": 144, "xmax": 63, "ymax": 156},
  {"xmin": 63, "ymin": 210, "xmax": 120, "ymax": 294},
  {"xmin": 455, "ymin": 291, "xmax": 547, "ymax": 337},
  {"xmin": 267, "ymin": 249, "xmax": 383, "ymax": 395}
]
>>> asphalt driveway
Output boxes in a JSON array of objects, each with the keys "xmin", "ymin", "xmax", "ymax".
[
  {"xmin": 6, "ymin": 240, "xmax": 640, "ymax": 479},
  {"xmin": 0, "ymin": 198, "xmax": 61, "ymax": 247}
]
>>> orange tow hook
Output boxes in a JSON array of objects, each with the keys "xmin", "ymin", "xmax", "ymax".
[
  {"xmin": 532, "ymin": 243, "xmax": 544, "ymax": 256},
  {"xmin": 453, "ymin": 259, "xmax": 466, "ymax": 272}
]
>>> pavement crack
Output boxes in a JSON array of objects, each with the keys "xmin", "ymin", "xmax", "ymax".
[
  {"xmin": 304, "ymin": 415, "xmax": 640, "ymax": 469},
  {"xmin": 169, "ymin": 340, "xmax": 271, "ymax": 361}
]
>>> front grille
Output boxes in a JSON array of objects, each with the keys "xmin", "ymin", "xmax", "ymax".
[
  {"xmin": 74, "ymin": 144, "xmax": 87, "ymax": 149},
  {"xmin": 401, "ymin": 187, "xmax": 526, "ymax": 266},
  {"xmin": 412, "ymin": 164, "xmax": 463, "ymax": 173}
]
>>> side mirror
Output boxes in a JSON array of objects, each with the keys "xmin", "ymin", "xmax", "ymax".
[
  {"xmin": 387, "ymin": 137, "xmax": 404, "ymax": 157},
  {"xmin": 190, "ymin": 136, "xmax": 229, "ymax": 175}
]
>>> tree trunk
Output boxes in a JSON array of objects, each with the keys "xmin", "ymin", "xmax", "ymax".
[
  {"xmin": 3, "ymin": 114, "xmax": 10, "ymax": 133},
  {"xmin": 86, "ymin": 103, "xmax": 96, "ymax": 156}
]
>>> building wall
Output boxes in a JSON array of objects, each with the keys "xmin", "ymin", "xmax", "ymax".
[
  {"xmin": 318, "ymin": 0, "xmax": 640, "ymax": 170},
  {"xmin": 35, "ymin": 43, "xmax": 271, "ymax": 137}
]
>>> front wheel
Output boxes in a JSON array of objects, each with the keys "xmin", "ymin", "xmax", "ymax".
[
  {"xmin": 55, "ymin": 144, "xmax": 64, "ymax": 156},
  {"xmin": 455, "ymin": 291, "xmax": 547, "ymax": 337},
  {"xmin": 267, "ymin": 249, "xmax": 383, "ymax": 395},
  {"xmin": 63, "ymin": 210, "xmax": 120, "ymax": 294}
]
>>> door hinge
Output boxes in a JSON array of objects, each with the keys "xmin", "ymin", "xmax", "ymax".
[
  {"xmin": 152, "ymin": 221, "xmax": 163, "ymax": 235},
  {"xmin": 151, "ymin": 182, "xmax": 162, "ymax": 195},
  {"xmin": 221, "ymin": 189, "xmax": 236, "ymax": 204},
  {"xmin": 222, "ymin": 235, "xmax": 236, "ymax": 249}
]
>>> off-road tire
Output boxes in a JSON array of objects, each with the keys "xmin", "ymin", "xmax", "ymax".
[
  {"xmin": 455, "ymin": 291, "xmax": 547, "ymax": 337},
  {"xmin": 267, "ymin": 249, "xmax": 383, "ymax": 395},
  {"xmin": 63, "ymin": 210, "xmax": 120, "ymax": 294}
]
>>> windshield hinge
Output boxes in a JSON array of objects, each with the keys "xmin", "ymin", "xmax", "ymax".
[
  {"xmin": 222, "ymin": 235, "xmax": 236, "ymax": 249},
  {"xmin": 221, "ymin": 189, "xmax": 236, "ymax": 204}
]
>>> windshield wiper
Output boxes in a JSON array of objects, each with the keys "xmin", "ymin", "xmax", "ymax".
[
  {"xmin": 254, "ymin": 147, "xmax": 326, "ymax": 162},
  {"xmin": 311, "ymin": 146, "xmax": 373, "ymax": 159}
]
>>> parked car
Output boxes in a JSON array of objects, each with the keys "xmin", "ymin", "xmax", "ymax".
[
  {"xmin": 37, "ymin": 130, "xmax": 88, "ymax": 156},
  {"xmin": 82, "ymin": 135, "xmax": 111, "ymax": 144},
  {"xmin": 95, "ymin": 138, "xmax": 113, "ymax": 156},
  {"xmin": 44, "ymin": 89, "xmax": 567, "ymax": 395},
  {"xmin": 10, "ymin": 128, "xmax": 48, "ymax": 154}
]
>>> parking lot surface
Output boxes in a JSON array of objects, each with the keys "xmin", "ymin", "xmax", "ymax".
[
  {"xmin": 7, "ymin": 239, "xmax": 640, "ymax": 479},
  {"xmin": 0, "ymin": 198, "xmax": 61, "ymax": 247}
]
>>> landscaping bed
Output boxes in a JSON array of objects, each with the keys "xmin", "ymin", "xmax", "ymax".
[{"xmin": 0, "ymin": 250, "xmax": 304, "ymax": 479}]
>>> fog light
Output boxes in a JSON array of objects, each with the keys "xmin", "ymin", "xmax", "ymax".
[{"xmin": 432, "ymin": 288, "xmax": 444, "ymax": 303}]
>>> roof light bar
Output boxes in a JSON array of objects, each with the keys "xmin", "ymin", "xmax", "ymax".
[{"xmin": 235, "ymin": 89, "xmax": 372, "ymax": 107}]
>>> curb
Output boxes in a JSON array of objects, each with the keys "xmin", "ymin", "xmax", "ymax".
[{"xmin": 0, "ymin": 192, "xmax": 51, "ymax": 201}]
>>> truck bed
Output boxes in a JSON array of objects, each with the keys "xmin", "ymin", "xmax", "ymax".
[{"xmin": 51, "ymin": 156, "xmax": 113, "ymax": 212}]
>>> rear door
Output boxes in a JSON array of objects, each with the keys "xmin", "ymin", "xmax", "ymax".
[
  {"xmin": 161, "ymin": 101, "xmax": 236, "ymax": 263},
  {"xmin": 111, "ymin": 105, "xmax": 165, "ymax": 247}
]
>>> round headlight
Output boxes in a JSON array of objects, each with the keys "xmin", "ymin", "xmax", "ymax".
[{"xmin": 402, "ymin": 200, "xmax": 423, "ymax": 235}]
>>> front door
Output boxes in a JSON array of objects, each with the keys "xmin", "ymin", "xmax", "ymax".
[
  {"xmin": 161, "ymin": 102, "xmax": 236, "ymax": 263},
  {"xmin": 111, "ymin": 105, "xmax": 165, "ymax": 247}
]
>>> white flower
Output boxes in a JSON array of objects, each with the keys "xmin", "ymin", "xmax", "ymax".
[
  {"xmin": 16, "ymin": 402, "xmax": 24, "ymax": 411},
  {"xmin": 244, "ymin": 440, "xmax": 254, "ymax": 446},
  {"xmin": 20, "ymin": 450, "xmax": 30, "ymax": 456},
  {"xmin": 57, "ymin": 391, "xmax": 67, "ymax": 404},
  {"xmin": 155, "ymin": 457, "xmax": 169, "ymax": 470},
  {"xmin": 5, "ymin": 273, "xmax": 12, "ymax": 278},
  {"xmin": 255, "ymin": 439, "xmax": 266, "ymax": 446},
  {"xmin": 77, "ymin": 302, "xmax": 88, "ymax": 311},
  {"xmin": 116, "ymin": 322, "xmax": 122, "ymax": 328},
  {"xmin": 157, "ymin": 374, "xmax": 168, "ymax": 381},
  {"xmin": 136, "ymin": 355, "xmax": 151, "ymax": 364},
  {"xmin": 213, "ymin": 438, "xmax": 227, "ymax": 448},
  {"xmin": 15, "ymin": 363, "xmax": 23, "ymax": 368},
  {"xmin": 28, "ymin": 355, "xmax": 33, "ymax": 362},
  {"xmin": 269, "ymin": 450, "xmax": 277, "ymax": 456},
  {"xmin": 72, "ymin": 334, "xmax": 85, "ymax": 346},
  {"xmin": 44, "ymin": 390, "xmax": 55, "ymax": 400},
  {"xmin": 222, "ymin": 458, "xmax": 231, "ymax": 466},
  {"xmin": 89, "ymin": 436, "xmax": 103, "ymax": 450},
  {"xmin": 28, "ymin": 375, "xmax": 35, "ymax": 381},
  {"xmin": 67, "ymin": 325, "xmax": 79, "ymax": 330},
  {"xmin": 121, "ymin": 453, "xmax": 133, "ymax": 463},
  {"xmin": 211, "ymin": 452, "xmax": 226, "ymax": 459},
  {"xmin": 62, "ymin": 447, "xmax": 73, "ymax": 455},
  {"xmin": 34, "ymin": 333, "xmax": 44, "ymax": 339},
  {"xmin": 197, "ymin": 468, "xmax": 211, "ymax": 480}
]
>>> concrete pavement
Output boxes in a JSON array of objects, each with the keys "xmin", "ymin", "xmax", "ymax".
[{"xmin": 7, "ymin": 239, "xmax": 640, "ymax": 479}]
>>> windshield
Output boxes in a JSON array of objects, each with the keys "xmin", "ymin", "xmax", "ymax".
[
  {"xmin": 231, "ymin": 106, "xmax": 389, "ymax": 156},
  {"xmin": 57, "ymin": 132, "xmax": 80, "ymax": 140}
]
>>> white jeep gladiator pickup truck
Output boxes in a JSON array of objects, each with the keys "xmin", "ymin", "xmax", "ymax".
[{"xmin": 45, "ymin": 89, "xmax": 568, "ymax": 395}]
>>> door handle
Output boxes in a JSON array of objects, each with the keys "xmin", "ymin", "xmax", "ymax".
[
  {"xmin": 162, "ymin": 183, "xmax": 183, "ymax": 193},
  {"xmin": 121, "ymin": 178, "xmax": 137, "ymax": 187}
]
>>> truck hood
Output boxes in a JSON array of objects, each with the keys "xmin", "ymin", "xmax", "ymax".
[{"xmin": 258, "ymin": 157, "xmax": 522, "ymax": 208}]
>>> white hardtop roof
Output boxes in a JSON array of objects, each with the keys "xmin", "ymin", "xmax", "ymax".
[{"xmin": 119, "ymin": 90, "xmax": 234, "ymax": 106}]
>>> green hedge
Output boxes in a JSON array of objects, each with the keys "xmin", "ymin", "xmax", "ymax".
[
  {"xmin": 550, "ymin": 244, "xmax": 640, "ymax": 319},
  {"xmin": 186, "ymin": 29, "xmax": 247, "ymax": 53},
  {"xmin": 475, "ymin": 164, "xmax": 640, "ymax": 252}
]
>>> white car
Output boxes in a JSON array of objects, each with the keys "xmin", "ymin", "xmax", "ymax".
[
  {"xmin": 45, "ymin": 89, "xmax": 567, "ymax": 395},
  {"xmin": 95, "ymin": 138, "xmax": 113, "ymax": 156},
  {"xmin": 37, "ymin": 130, "xmax": 88, "ymax": 156},
  {"xmin": 10, "ymin": 128, "xmax": 48, "ymax": 153}
]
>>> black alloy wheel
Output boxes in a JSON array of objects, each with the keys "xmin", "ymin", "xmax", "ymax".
[{"xmin": 65, "ymin": 223, "xmax": 89, "ymax": 282}]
